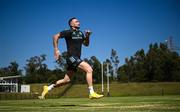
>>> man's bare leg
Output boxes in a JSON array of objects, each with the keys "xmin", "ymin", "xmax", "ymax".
[
  {"xmin": 54, "ymin": 70, "xmax": 74, "ymax": 87},
  {"xmin": 78, "ymin": 61, "xmax": 103, "ymax": 99},
  {"xmin": 39, "ymin": 70, "xmax": 74, "ymax": 99},
  {"xmin": 78, "ymin": 61, "xmax": 93, "ymax": 87}
]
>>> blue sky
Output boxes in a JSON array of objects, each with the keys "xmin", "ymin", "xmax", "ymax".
[{"xmin": 0, "ymin": 0, "xmax": 180, "ymax": 70}]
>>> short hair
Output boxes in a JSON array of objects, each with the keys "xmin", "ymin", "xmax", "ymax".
[{"xmin": 68, "ymin": 17, "xmax": 77, "ymax": 27}]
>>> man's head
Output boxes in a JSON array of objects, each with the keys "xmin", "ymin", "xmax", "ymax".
[{"xmin": 68, "ymin": 17, "xmax": 80, "ymax": 29}]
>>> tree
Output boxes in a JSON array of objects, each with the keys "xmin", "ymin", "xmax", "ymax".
[
  {"xmin": 89, "ymin": 56, "xmax": 101, "ymax": 83},
  {"xmin": 117, "ymin": 62, "xmax": 129, "ymax": 82},
  {"xmin": 132, "ymin": 49, "xmax": 146, "ymax": 82},
  {"xmin": 103, "ymin": 59, "xmax": 114, "ymax": 81},
  {"xmin": 110, "ymin": 49, "xmax": 120, "ymax": 78},
  {"xmin": 0, "ymin": 61, "xmax": 22, "ymax": 77},
  {"xmin": 24, "ymin": 54, "xmax": 49, "ymax": 83},
  {"xmin": 55, "ymin": 52, "xmax": 68, "ymax": 71},
  {"xmin": 118, "ymin": 42, "xmax": 180, "ymax": 82}
]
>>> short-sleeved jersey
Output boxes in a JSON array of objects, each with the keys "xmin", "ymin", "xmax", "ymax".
[{"xmin": 60, "ymin": 28, "xmax": 85, "ymax": 58}]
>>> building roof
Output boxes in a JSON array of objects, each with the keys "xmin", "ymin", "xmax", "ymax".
[{"xmin": 0, "ymin": 75, "xmax": 21, "ymax": 80}]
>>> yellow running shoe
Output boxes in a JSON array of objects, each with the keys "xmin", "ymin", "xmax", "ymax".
[
  {"xmin": 89, "ymin": 92, "xmax": 104, "ymax": 99},
  {"xmin": 38, "ymin": 85, "xmax": 48, "ymax": 99}
]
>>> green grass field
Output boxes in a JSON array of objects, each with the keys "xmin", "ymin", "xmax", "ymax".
[{"xmin": 0, "ymin": 95, "xmax": 180, "ymax": 112}]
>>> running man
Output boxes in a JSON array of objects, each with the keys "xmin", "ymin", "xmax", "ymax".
[{"xmin": 39, "ymin": 17, "xmax": 103, "ymax": 99}]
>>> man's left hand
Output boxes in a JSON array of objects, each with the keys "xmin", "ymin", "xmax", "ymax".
[{"xmin": 85, "ymin": 30, "xmax": 92, "ymax": 37}]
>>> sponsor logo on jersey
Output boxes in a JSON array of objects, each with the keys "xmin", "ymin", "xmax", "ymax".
[{"xmin": 72, "ymin": 31, "xmax": 83, "ymax": 39}]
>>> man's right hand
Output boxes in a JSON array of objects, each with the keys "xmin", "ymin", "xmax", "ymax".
[{"xmin": 54, "ymin": 49, "xmax": 60, "ymax": 60}]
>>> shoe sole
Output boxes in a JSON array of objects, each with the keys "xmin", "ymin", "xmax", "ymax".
[
  {"xmin": 89, "ymin": 96, "xmax": 104, "ymax": 99},
  {"xmin": 38, "ymin": 96, "xmax": 45, "ymax": 99}
]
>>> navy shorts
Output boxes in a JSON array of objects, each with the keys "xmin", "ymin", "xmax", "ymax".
[{"xmin": 66, "ymin": 56, "xmax": 83, "ymax": 72}]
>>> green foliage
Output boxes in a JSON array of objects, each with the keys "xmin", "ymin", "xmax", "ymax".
[
  {"xmin": 55, "ymin": 52, "xmax": 68, "ymax": 71},
  {"xmin": 89, "ymin": 56, "xmax": 102, "ymax": 83},
  {"xmin": 0, "ymin": 61, "xmax": 22, "ymax": 77},
  {"xmin": 1, "ymin": 42, "xmax": 180, "ymax": 84},
  {"xmin": 110, "ymin": 49, "xmax": 120, "ymax": 78},
  {"xmin": 23, "ymin": 54, "xmax": 65, "ymax": 83},
  {"xmin": 118, "ymin": 43, "xmax": 180, "ymax": 82}
]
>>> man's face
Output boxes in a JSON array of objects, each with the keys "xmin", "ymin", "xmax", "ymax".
[{"xmin": 71, "ymin": 19, "xmax": 80, "ymax": 28}]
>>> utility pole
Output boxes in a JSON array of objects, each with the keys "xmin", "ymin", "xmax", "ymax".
[
  {"xmin": 106, "ymin": 63, "xmax": 110, "ymax": 97},
  {"xmin": 101, "ymin": 62, "xmax": 104, "ymax": 94}
]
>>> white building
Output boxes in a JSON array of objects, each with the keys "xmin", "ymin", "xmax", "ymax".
[{"xmin": 0, "ymin": 75, "xmax": 21, "ymax": 92}]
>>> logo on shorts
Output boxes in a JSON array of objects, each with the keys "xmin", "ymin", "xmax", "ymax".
[{"xmin": 69, "ymin": 57, "xmax": 76, "ymax": 63}]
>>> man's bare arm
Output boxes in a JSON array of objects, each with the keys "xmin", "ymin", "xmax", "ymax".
[{"xmin": 53, "ymin": 33, "xmax": 61, "ymax": 60}]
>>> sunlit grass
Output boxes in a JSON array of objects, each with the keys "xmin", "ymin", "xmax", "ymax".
[{"xmin": 0, "ymin": 95, "xmax": 180, "ymax": 112}]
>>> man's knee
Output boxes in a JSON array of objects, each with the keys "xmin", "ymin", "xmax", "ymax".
[
  {"xmin": 79, "ymin": 61, "xmax": 93, "ymax": 73},
  {"xmin": 87, "ymin": 66, "xmax": 93, "ymax": 73},
  {"xmin": 63, "ymin": 78, "xmax": 71, "ymax": 83}
]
